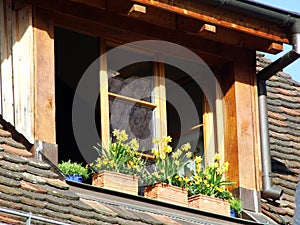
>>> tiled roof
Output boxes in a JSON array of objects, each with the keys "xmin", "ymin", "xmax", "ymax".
[
  {"xmin": 0, "ymin": 120, "xmax": 259, "ymax": 225},
  {"xmin": 257, "ymin": 54, "xmax": 300, "ymax": 224}
]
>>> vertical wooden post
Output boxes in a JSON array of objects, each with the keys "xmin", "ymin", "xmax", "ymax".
[
  {"xmin": 99, "ymin": 39, "xmax": 110, "ymax": 148},
  {"xmin": 202, "ymin": 97, "xmax": 216, "ymax": 164},
  {"xmin": 153, "ymin": 62, "xmax": 167, "ymax": 139},
  {"xmin": 222, "ymin": 60, "xmax": 261, "ymax": 211},
  {"xmin": 33, "ymin": 7, "xmax": 55, "ymax": 143}
]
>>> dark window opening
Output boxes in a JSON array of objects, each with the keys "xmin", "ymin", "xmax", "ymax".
[
  {"xmin": 165, "ymin": 64, "xmax": 204, "ymax": 158},
  {"xmin": 55, "ymin": 27, "xmax": 100, "ymax": 164}
]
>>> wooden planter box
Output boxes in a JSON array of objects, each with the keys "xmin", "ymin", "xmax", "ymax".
[
  {"xmin": 92, "ymin": 170, "xmax": 138, "ymax": 195},
  {"xmin": 188, "ymin": 194, "xmax": 230, "ymax": 216},
  {"xmin": 144, "ymin": 182, "xmax": 188, "ymax": 206}
]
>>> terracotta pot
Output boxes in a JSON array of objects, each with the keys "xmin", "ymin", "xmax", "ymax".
[
  {"xmin": 188, "ymin": 194, "xmax": 230, "ymax": 216},
  {"xmin": 92, "ymin": 170, "xmax": 138, "ymax": 195},
  {"xmin": 144, "ymin": 182, "xmax": 188, "ymax": 206}
]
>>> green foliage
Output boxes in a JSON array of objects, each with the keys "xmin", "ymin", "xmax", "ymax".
[
  {"xmin": 187, "ymin": 154, "xmax": 235, "ymax": 200},
  {"xmin": 230, "ymin": 197, "xmax": 243, "ymax": 216},
  {"xmin": 141, "ymin": 136, "xmax": 192, "ymax": 187},
  {"xmin": 90, "ymin": 129, "xmax": 146, "ymax": 176},
  {"xmin": 58, "ymin": 160, "xmax": 90, "ymax": 179}
]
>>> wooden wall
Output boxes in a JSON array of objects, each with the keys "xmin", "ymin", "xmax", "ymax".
[{"xmin": 0, "ymin": 0, "xmax": 34, "ymax": 143}]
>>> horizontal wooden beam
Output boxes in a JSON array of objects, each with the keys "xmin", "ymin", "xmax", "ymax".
[
  {"xmin": 132, "ymin": 0, "xmax": 289, "ymax": 44},
  {"xmin": 108, "ymin": 92, "xmax": 157, "ymax": 109},
  {"xmin": 31, "ymin": 0, "xmax": 255, "ymax": 63}
]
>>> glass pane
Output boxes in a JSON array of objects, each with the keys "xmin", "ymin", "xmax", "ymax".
[
  {"xmin": 165, "ymin": 64, "xmax": 204, "ymax": 158},
  {"xmin": 109, "ymin": 98, "xmax": 154, "ymax": 152},
  {"xmin": 108, "ymin": 62, "xmax": 153, "ymax": 102}
]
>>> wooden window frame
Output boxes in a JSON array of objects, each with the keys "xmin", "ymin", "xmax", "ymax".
[{"xmin": 99, "ymin": 38, "xmax": 218, "ymax": 162}]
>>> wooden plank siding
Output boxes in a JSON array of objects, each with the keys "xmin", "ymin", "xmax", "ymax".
[
  {"xmin": 0, "ymin": 0, "xmax": 34, "ymax": 143},
  {"xmin": 0, "ymin": 0, "xmax": 15, "ymax": 125},
  {"xmin": 12, "ymin": 5, "xmax": 34, "ymax": 143}
]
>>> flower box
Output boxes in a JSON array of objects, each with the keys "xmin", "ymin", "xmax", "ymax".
[
  {"xmin": 144, "ymin": 182, "xmax": 188, "ymax": 206},
  {"xmin": 92, "ymin": 170, "xmax": 138, "ymax": 195},
  {"xmin": 188, "ymin": 194, "xmax": 230, "ymax": 216}
]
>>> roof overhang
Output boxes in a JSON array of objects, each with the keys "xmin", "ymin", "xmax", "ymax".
[{"xmin": 18, "ymin": 0, "xmax": 300, "ymax": 54}]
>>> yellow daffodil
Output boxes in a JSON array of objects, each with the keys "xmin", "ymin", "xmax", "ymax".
[
  {"xmin": 216, "ymin": 168, "xmax": 223, "ymax": 175},
  {"xmin": 163, "ymin": 136, "xmax": 172, "ymax": 143},
  {"xmin": 195, "ymin": 156, "xmax": 202, "ymax": 163},
  {"xmin": 214, "ymin": 153, "xmax": 221, "ymax": 161},
  {"xmin": 163, "ymin": 145, "xmax": 172, "ymax": 153},
  {"xmin": 223, "ymin": 162, "xmax": 230, "ymax": 171},
  {"xmin": 181, "ymin": 143, "xmax": 191, "ymax": 151},
  {"xmin": 152, "ymin": 148, "xmax": 159, "ymax": 157},
  {"xmin": 119, "ymin": 130, "xmax": 128, "ymax": 142},
  {"xmin": 129, "ymin": 138, "xmax": 139, "ymax": 151},
  {"xmin": 183, "ymin": 177, "xmax": 189, "ymax": 183},
  {"xmin": 185, "ymin": 152, "xmax": 192, "ymax": 158}
]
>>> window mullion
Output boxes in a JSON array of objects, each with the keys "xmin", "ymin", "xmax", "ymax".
[
  {"xmin": 99, "ymin": 39, "xmax": 110, "ymax": 148},
  {"xmin": 153, "ymin": 62, "xmax": 167, "ymax": 139}
]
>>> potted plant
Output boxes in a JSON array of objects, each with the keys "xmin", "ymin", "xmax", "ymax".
[
  {"xmin": 90, "ymin": 129, "xmax": 146, "ymax": 195},
  {"xmin": 230, "ymin": 197, "xmax": 243, "ymax": 217},
  {"xmin": 187, "ymin": 154, "xmax": 237, "ymax": 216},
  {"xmin": 58, "ymin": 160, "xmax": 89, "ymax": 183},
  {"xmin": 142, "ymin": 136, "xmax": 192, "ymax": 206}
]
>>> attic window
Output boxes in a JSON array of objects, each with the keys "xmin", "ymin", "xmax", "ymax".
[{"xmin": 98, "ymin": 40, "xmax": 214, "ymax": 162}]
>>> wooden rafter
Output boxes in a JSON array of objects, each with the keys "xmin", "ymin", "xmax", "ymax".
[{"xmin": 132, "ymin": 0, "xmax": 289, "ymax": 44}]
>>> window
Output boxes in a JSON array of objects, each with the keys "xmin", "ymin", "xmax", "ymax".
[{"xmin": 99, "ymin": 40, "xmax": 214, "ymax": 161}]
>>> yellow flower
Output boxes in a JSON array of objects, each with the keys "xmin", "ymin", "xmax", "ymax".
[
  {"xmin": 216, "ymin": 187, "xmax": 223, "ymax": 193},
  {"xmin": 132, "ymin": 164, "xmax": 139, "ymax": 169},
  {"xmin": 152, "ymin": 148, "xmax": 159, "ymax": 157},
  {"xmin": 181, "ymin": 143, "xmax": 191, "ymax": 151},
  {"xmin": 174, "ymin": 160, "xmax": 180, "ymax": 166},
  {"xmin": 119, "ymin": 130, "xmax": 128, "ymax": 142},
  {"xmin": 183, "ymin": 177, "xmax": 189, "ymax": 183},
  {"xmin": 153, "ymin": 172, "xmax": 160, "ymax": 178},
  {"xmin": 206, "ymin": 174, "xmax": 211, "ymax": 180},
  {"xmin": 195, "ymin": 156, "xmax": 202, "ymax": 163},
  {"xmin": 163, "ymin": 136, "xmax": 172, "ymax": 143},
  {"xmin": 216, "ymin": 168, "xmax": 223, "ymax": 175},
  {"xmin": 185, "ymin": 152, "xmax": 192, "ymax": 158},
  {"xmin": 214, "ymin": 153, "xmax": 221, "ymax": 161},
  {"xmin": 130, "ymin": 138, "xmax": 139, "ymax": 151},
  {"xmin": 109, "ymin": 160, "xmax": 115, "ymax": 167},
  {"xmin": 223, "ymin": 162, "xmax": 230, "ymax": 171},
  {"xmin": 172, "ymin": 151, "xmax": 179, "ymax": 159},
  {"xmin": 112, "ymin": 129, "xmax": 120, "ymax": 137},
  {"xmin": 163, "ymin": 145, "xmax": 172, "ymax": 153},
  {"xmin": 160, "ymin": 152, "xmax": 166, "ymax": 160},
  {"xmin": 211, "ymin": 162, "xmax": 219, "ymax": 169},
  {"xmin": 196, "ymin": 164, "xmax": 201, "ymax": 173}
]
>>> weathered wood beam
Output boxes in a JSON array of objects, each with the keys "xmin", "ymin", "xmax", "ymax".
[
  {"xmin": 33, "ymin": 7, "xmax": 56, "ymax": 143},
  {"xmin": 132, "ymin": 0, "xmax": 289, "ymax": 44},
  {"xmin": 29, "ymin": 0, "xmax": 280, "ymax": 55}
]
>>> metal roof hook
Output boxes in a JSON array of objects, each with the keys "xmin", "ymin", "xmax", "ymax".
[{"xmin": 26, "ymin": 212, "xmax": 32, "ymax": 225}]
